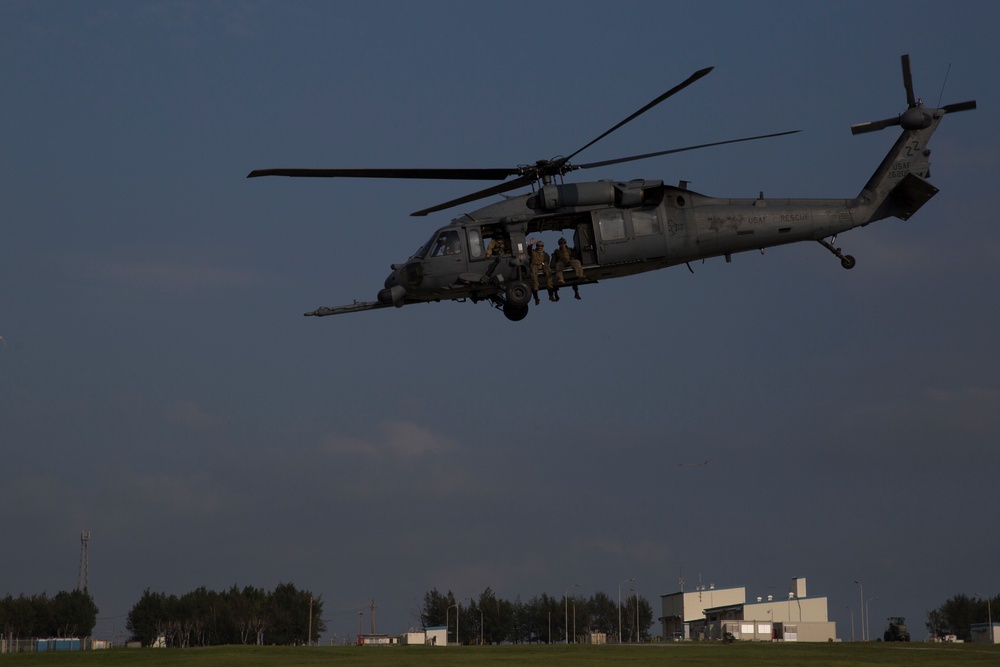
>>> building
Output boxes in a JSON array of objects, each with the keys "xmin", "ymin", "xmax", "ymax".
[
  {"xmin": 660, "ymin": 577, "xmax": 837, "ymax": 642},
  {"xmin": 660, "ymin": 584, "xmax": 746, "ymax": 640},
  {"xmin": 970, "ymin": 623, "xmax": 999, "ymax": 644}
]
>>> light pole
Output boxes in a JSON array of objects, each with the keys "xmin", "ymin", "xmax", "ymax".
[
  {"xmin": 631, "ymin": 588, "xmax": 640, "ymax": 643},
  {"xmin": 618, "ymin": 577, "xmax": 635, "ymax": 644},
  {"xmin": 469, "ymin": 598, "xmax": 483, "ymax": 645},
  {"xmin": 564, "ymin": 583, "xmax": 580, "ymax": 645},
  {"xmin": 447, "ymin": 604, "xmax": 458, "ymax": 646},
  {"xmin": 976, "ymin": 592, "xmax": 993, "ymax": 643},
  {"xmin": 865, "ymin": 596, "xmax": 878, "ymax": 643},
  {"xmin": 847, "ymin": 606, "xmax": 855, "ymax": 641},
  {"xmin": 854, "ymin": 581, "xmax": 864, "ymax": 641}
]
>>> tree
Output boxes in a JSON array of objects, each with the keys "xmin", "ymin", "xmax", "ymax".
[
  {"xmin": 420, "ymin": 588, "xmax": 455, "ymax": 630},
  {"xmin": 50, "ymin": 589, "xmax": 98, "ymax": 637},
  {"xmin": 266, "ymin": 582, "xmax": 324, "ymax": 645},
  {"xmin": 927, "ymin": 593, "xmax": 1000, "ymax": 641},
  {"xmin": 622, "ymin": 593, "xmax": 654, "ymax": 642},
  {"xmin": 587, "ymin": 591, "xmax": 617, "ymax": 636}
]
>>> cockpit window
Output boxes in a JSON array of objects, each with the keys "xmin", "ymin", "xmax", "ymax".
[{"xmin": 429, "ymin": 230, "xmax": 461, "ymax": 257}]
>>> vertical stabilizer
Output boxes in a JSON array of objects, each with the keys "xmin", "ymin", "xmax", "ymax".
[{"xmin": 849, "ymin": 55, "xmax": 975, "ymax": 225}]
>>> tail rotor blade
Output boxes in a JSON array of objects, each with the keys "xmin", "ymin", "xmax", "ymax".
[
  {"xmin": 851, "ymin": 116, "xmax": 902, "ymax": 135},
  {"xmin": 942, "ymin": 100, "xmax": 977, "ymax": 114}
]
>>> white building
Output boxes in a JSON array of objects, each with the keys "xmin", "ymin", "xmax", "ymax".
[{"xmin": 660, "ymin": 577, "xmax": 837, "ymax": 642}]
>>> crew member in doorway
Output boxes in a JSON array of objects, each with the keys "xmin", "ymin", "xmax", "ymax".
[
  {"xmin": 486, "ymin": 234, "xmax": 509, "ymax": 256},
  {"xmin": 551, "ymin": 237, "xmax": 584, "ymax": 300},
  {"xmin": 527, "ymin": 238, "xmax": 554, "ymax": 305}
]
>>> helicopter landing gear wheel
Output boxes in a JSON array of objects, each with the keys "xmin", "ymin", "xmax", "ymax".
[
  {"xmin": 818, "ymin": 237, "xmax": 856, "ymax": 270},
  {"xmin": 502, "ymin": 302, "xmax": 529, "ymax": 321},
  {"xmin": 505, "ymin": 281, "xmax": 531, "ymax": 307}
]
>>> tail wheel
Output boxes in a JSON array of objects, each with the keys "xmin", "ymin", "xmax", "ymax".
[
  {"xmin": 505, "ymin": 281, "xmax": 531, "ymax": 307},
  {"xmin": 841, "ymin": 255, "xmax": 856, "ymax": 270}
]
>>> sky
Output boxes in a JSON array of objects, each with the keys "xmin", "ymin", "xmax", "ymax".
[{"xmin": 2, "ymin": 0, "xmax": 998, "ymax": 645}]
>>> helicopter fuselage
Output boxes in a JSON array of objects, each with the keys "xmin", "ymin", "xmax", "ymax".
[{"xmin": 382, "ymin": 178, "xmax": 863, "ymax": 306}]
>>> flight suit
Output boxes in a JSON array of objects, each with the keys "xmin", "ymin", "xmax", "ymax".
[
  {"xmin": 486, "ymin": 237, "xmax": 509, "ymax": 256},
  {"xmin": 552, "ymin": 241, "xmax": 584, "ymax": 284},
  {"xmin": 551, "ymin": 238, "xmax": 584, "ymax": 300},
  {"xmin": 528, "ymin": 241, "xmax": 554, "ymax": 303}
]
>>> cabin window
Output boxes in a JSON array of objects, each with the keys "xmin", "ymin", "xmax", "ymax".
[
  {"xmin": 429, "ymin": 230, "xmax": 461, "ymax": 257},
  {"xmin": 467, "ymin": 228, "xmax": 484, "ymax": 260},
  {"xmin": 631, "ymin": 209, "xmax": 660, "ymax": 236},
  {"xmin": 596, "ymin": 209, "xmax": 626, "ymax": 241}
]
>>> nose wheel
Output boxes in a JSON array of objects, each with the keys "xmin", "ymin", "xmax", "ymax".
[{"xmin": 818, "ymin": 237, "xmax": 856, "ymax": 270}]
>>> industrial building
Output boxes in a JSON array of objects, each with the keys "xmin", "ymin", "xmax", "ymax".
[{"xmin": 660, "ymin": 576, "xmax": 837, "ymax": 642}]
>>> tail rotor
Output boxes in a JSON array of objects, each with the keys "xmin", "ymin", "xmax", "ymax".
[{"xmin": 851, "ymin": 54, "xmax": 976, "ymax": 135}]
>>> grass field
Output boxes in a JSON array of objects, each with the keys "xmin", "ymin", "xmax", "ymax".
[{"xmin": 4, "ymin": 643, "xmax": 1000, "ymax": 667}]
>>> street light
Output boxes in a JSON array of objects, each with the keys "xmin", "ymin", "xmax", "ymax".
[
  {"xmin": 854, "ymin": 581, "xmax": 864, "ymax": 641},
  {"xmin": 564, "ymin": 583, "xmax": 580, "ymax": 645},
  {"xmin": 865, "ymin": 596, "xmax": 879, "ymax": 643},
  {"xmin": 847, "ymin": 606, "xmax": 855, "ymax": 642},
  {"xmin": 447, "ymin": 604, "xmax": 458, "ymax": 646},
  {"xmin": 975, "ymin": 592, "xmax": 994, "ymax": 644},
  {"xmin": 618, "ymin": 577, "xmax": 636, "ymax": 644},
  {"xmin": 630, "ymin": 588, "xmax": 641, "ymax": 643},
  {"xmin": 469, "ymin": 598, "xmax": 484, "ymax": 646}
]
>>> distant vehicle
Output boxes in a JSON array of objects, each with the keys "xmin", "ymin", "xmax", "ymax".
[
  {"xmin": 249, "ymin": 55, "xmax": 975, "ymax": 322},
  {"xmin": 884, "ymin": 616, "xmax": 911, "ymax": 642}
]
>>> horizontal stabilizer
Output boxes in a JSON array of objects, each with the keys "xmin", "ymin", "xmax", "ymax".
[{"xmin": 882, "ymin": 172, "xmax": 939, "ymax": 221}]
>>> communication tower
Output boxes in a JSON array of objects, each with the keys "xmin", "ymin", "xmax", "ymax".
[{"xmin": 78, "ymin": 531, "xmax": 90, "ymax": 592}]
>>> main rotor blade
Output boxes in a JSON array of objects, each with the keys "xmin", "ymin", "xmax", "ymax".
[
  {"xmin": 410, "ymin": 175, "xmax": 536, "ymax": 217},
  {"xmin": 574, "ymin": 130, "xmax": 800, "ymax": 171},
  {"xmin": 902, "ymin": 54, "xmax": 916, "ymax": 108},
  {"xmin": 560, "ymin": 66, "xmax": 714, "ymax": 165},
  {"xmin": 247, "ymin": 167, "xmax": 518, "ymax": 180}
]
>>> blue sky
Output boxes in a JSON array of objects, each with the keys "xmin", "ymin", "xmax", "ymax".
[{"xmin": 2, "ymin": 0, "xmax": 998, "ymax": 644}]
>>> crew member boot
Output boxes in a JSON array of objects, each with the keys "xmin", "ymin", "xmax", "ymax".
[
  {"xmin": 533, "ymin": 290, "xmax": 540, "ymax": 305},
  {"xmin": 573, "ymin": 286, "xmax": 581, "ymax": 300}
]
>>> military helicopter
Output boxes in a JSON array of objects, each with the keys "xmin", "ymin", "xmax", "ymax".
[{"xmin": 249, "ymin": 55, "xmax": 974, "ymax": 322}]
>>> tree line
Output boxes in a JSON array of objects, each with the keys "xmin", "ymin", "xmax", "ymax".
[
  {"xmin": 419, "ymin": 587, "xmax": 654, "ymax": 645},
  {"xmin": 125, "ymin": 583, "xmax": 324, "ymax": 647},
  {"xmin": 926, "ymin": 593, "xmax": 999, "ymax": 641},
  {"xmin": 0, "ymin": 590, "xmax": 98, "ymax": 639}
]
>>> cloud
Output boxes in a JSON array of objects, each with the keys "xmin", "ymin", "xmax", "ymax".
[
  {"xmin": 319, "ymin": 420, "xmax": 475, "ymax": 501},
  {"xmin": 323, "ymin": 420, "xmax": 458, "ymax": 460},
  {"xmin": 165, "ymin": 400, "xmax": 226, "ymax": 431},
  {"xmin": 110, "ymin": 468, "xmax": 229, "ymax": 517},
  {"xmin": 87, "ymin": 257, "xmax": 257, "ymax": 296},
  {"xmin": 842, "ymin": 385, "xmax": 1000, "ymax": 453}
]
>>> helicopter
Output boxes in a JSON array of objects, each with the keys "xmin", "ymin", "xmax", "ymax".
[{"xmin": 249, "ymin": 55, "xmax": 974, "ymax": 322}]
